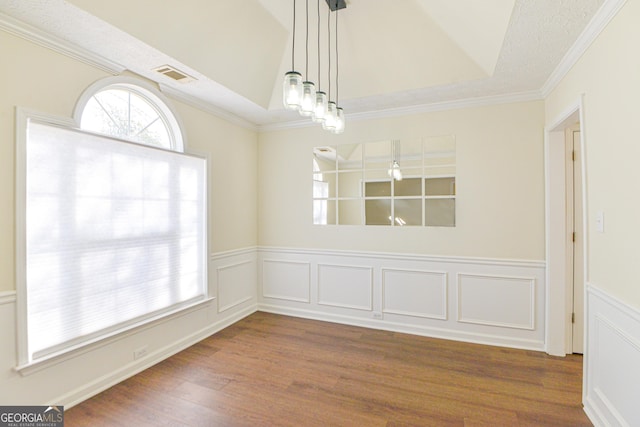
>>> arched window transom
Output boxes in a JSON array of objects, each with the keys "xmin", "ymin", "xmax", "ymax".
[{"xmin": 76, "ymin": 78, "xmax": 184, "ymax": 152}]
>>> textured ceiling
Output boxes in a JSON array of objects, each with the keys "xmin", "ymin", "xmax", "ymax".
[
  {"xmin": 0, "ymin": 0, "xmax": 605, "ymax": 128},
  {"xmin": 414, "ymin": 0, "xmax": 517, "ymax": 76}
]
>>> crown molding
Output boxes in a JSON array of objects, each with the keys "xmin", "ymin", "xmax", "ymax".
[
  {"xmin": 348, "ymin": 91, "xmax": 543, "ymax": 122},
  {"xmin": 159, "ymin": 84, "xmax": 258, "ymax": 132},
  {"xmin": 0, "ymin": 12, "xmax": 125, "ymax": 75},
  {"xmin": 541, "ymin": 0, "xmax": 628, "ymax": 98},
  {"xmin": 257, "ymin": 117, "xmax": 319, "ymax": 132},
  {"xmin": 258, "ymin": 90, "xmax": 543, "ymax": 132}
]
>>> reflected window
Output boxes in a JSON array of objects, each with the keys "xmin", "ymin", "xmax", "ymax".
[
  {"xmin": 313, "ymin": 159, "xmax": 329, "ymax": 225},
  {"xmin": 313, "ymin": 136, "xmax": 456, "ymax": 227}
]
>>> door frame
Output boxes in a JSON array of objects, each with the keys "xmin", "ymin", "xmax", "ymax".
[
  {"xmin": 566, "ymin": 124, "xmax": 584, "ymax": 353},
  {"xmin": 544, "ymin": 95, "xmax": 589, "ymax": 357}
]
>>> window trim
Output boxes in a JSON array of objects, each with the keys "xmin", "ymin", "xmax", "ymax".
[
  {"xmin": 73, "ymin": 76, "xmax": 187, "ymax": 152},
  {"xmin": 14, "ymin": 107, "xmax": 210, "ymax": 375},
  {"xmin": 15, "ymin": 108, "xmax": 75, "ymax": 372},
  {"xmin": 14, "ymin": 295, "xmax": 213, "ymax": 376}
]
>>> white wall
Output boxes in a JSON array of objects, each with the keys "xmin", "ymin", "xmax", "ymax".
[
  {"xmin": 173, "ymin": 100, "xmax": 258, "ymax": 254},
  {"xmin": 0, "ymin": 29, "xmax": 259, "ymax": 405},
  {"xmin": 258, "ymin": 101, "xmax": 545, "ymax": 260},
  {"xmin": 0, "ymin": 31, "xmax": 108, "ymax": 294},
  {"xmin": 257, "ymin": 101, "xmax": 547, "ymax": 352},
  {"xmin": 545, "ymin": 0, "xmax": 640, "ymax": 309},
  {"xmin": 545, "ymin": 0, "xmax": 640, "ymax": 424}
]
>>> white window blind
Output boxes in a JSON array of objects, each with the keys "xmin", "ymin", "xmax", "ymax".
[{"xmin": 23, "ymin": 121, "xmax": 207, "ymax": 362}]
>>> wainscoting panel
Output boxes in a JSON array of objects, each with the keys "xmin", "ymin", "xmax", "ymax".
[
  {"xmin": 262, "ymin": 260, "xmax": 310, "ymax": 303},
  {"xmin": 457, "ymin": 274, "xmax": 535, "ymax": 330},
  {"xmin": 318, "ymin": 264, "xmax": 373, "ymax": 311},
  {"xmin": 258, "ymin": 247, "xmax": 546, "ymax": 350},
  {"xmin": 217, "ymin": 260, "xmax": 256, "ymax": 312},
  {"xmin": 584, "ymin": 284, "xmax": 640, "ymax": 427},
  {"xmin": 382, "ymin": 269, "xmax": 447, "ymax": 320},
  {"xmin": 211, "ymin": 248, "xmax": 258, "ymax": 313},
  {"xmin": 0, "ymin": 292, "xmax": 17, "ymax": 403}
]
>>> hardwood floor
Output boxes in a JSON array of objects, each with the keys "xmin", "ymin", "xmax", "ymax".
[{"xmin": 65, "ymin": 312, "xmax": 591, "ymax": 426}]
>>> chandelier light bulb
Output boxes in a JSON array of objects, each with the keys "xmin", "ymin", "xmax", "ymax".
[
  {"xmin": 322, "ymin": 101, "xmax": 337, "ymax": 130},
  {"xmin": 312, "ymin": 91, "xmax": 328, "ymax": 123},
  {"xmin": 333, "ymin": 107, "xmax": 345, "ymax": 133},
  {"xmin": 300, "ymin": 81, "xmax": 316, "ymax": 116},
  {"xmin": 283, "ymin": 71, "xmax": 303, "ymax": 111}
]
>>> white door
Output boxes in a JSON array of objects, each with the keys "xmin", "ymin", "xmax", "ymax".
[{"xmin": 567, "ymin": 127, "xmax": 584, "ymax": 354}]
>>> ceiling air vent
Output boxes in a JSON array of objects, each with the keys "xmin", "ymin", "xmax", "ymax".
[
  {"xmin": 153, "ymin": 65, "xmax": 196, "ymax": 83},
  {"xmin": 313, "ymin": 146, "xmax": 337, "ymax": 162}
]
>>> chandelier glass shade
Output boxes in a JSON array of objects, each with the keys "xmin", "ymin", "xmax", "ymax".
[
  {"xmin": 334, "ymin": 107, "xmax": 345, "ymax": 133},
  {"xmin": 388, "ymin": 161, "xmax": 403, "ymax": 181},
  {"xmin": 387, "ymin": 140, "xmax": 402, "ymax": 180},
  {"xmin": 300, "ymin": 80, "xmax": 316, "ymax": 116},
  {"xmin": 322, "ymin": 101, "xmax": 337, "ymax": 131},
  {"xmin": 283, "ymin": 71, "xmax": 303, "ymax": 111},
  {"xmin": 312, "ymin": 91, "xmax": 328, "ymax": 122}
]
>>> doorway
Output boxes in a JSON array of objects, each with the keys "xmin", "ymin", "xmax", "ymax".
[
  {"xmin": 566, "ymin": 125, "xmax": 584, "ymax": 354},
  {"xmin": 544, "ymin": 98, "xmax": 587, "ymax": 357}
]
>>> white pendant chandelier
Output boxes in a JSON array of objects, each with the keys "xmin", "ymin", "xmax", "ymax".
[
  {"xmin": 283, "ymin": 0, "xmax": 345, "ymax": 134},
  {"xmin": 388, "ymin": 140, "xmax": 403, "ymax": 181}
]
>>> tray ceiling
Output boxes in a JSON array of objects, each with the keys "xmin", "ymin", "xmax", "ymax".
[{"xmin": 0, "ymin": 0, "xmax": 604, "ymax": 127}]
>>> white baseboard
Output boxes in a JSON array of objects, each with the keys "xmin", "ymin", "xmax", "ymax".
[
  {"xmin": 584, "ymin": 284, "xmax": 640, "ymax": 426},
  {"xmin": 259, "ymin": 304, "xmax": 544, "ymax": 350}
]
